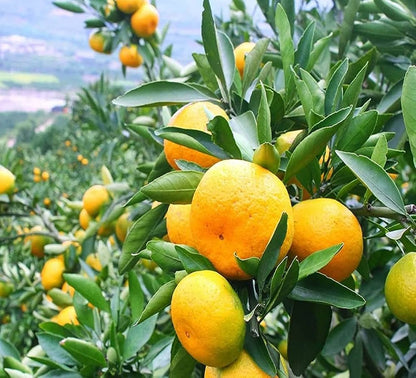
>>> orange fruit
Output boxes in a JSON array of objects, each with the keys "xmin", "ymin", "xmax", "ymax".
[
  {"xmin": 204, "ymin": 350, "xmax": 278, "ymax": 377},
  {"xmin": 33, "ymin": 167, "xmax": 41, "ymax": 175},
  {"xmin": 43, "ymin": 198, "xmax": 51, "ymax": 207},
  {"xmin": 115, "ymin": 212, "xmax": 132, "ymax": 242},
  {"xmin": 288, "ymin": 198, "xmax": 363, "ymax": 282},
  {"xmin": 41, "ymin": 256, "xmax": 66, "ymax": 291},
  {"xmin": 51, "ymin": 306, "xmax": 79, "ymax": 326},
  {"xmin": 81, "ymin": 158, "xmax": 89, "ymax": 165},
  {"xmin": 166, "ymin": 204, "xmax": 194, "ymax": 246},
  {"xmin": 385, "ymin": 252, "xmax": 416, "ymax": 324},
  {"xmin": 86, "ymin": 254, "xmax": 102, "ymax": 271},
  {"xmin": 171, "ymin": 270, "xmax": 245, "ymax": 367},
  {"xmin": 25, "ymin": 226, "xmax": 52, "ymax": 258},
  {"xmin": 234, "ymin": 42, "xmax": 255, "ymax": 77},
  {"xmin": 119, "ymin": 45, "xmax": 143, "ymax": 67},
  {"xmin": 88, "ymin": 31, "xmax": 112, "ymax": 54},
  {"xmin": 33, "ymin": 174, "xmax": 41, "ymax": 183},
  {"xmin": 130, "ymin": 3, "xmax": 159, "ymax": 38},
  {"xmin": 61, "ymin": 281, "xmax": 75, "ymax": 297},
  {"xmin": 191, "ymin": 159, "xmax": 294, "ymax": 280},
  {"xmin": 41, "ymin": 171, "xmax": 49, "ymax": 181},
  {"xmin": 82, "ymin": 185, "xmax": 110, "ymax": 217},
  {"xmin": 0, "ymin": 166, "xmax": 15, "ymax": 195},
  {"xmin": 79, "ymin": 208, "xmax": 92, "ymax": 230},
  {"xmin": 97, "ymin": 219, "xmax": 115, "ymax": 237},
  {"xmin": 116, "ymin": 0, "xmax": 146, "ymax": 13},
  {"xmin": 164, "ymin": 102, "xmax": 228, "ymax": 170}
]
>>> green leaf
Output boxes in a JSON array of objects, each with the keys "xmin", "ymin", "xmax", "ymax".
[
  {"xmin": 269, "ymin": 257, "xmax": 288, "ymax": 299},
  {"xmin": 0, "ymin": 339, "xmax": 20, "ymax": 360},
  {"xmin": 289, "ymin": 273, "xmax": 366, "ymax": 309},
  {"xmin": 123, "ymin": 315, "xmax": 157, "ymax": 360},
  {"xmin": 307, "ymin": 33, "xmax": 332, "ymax": 72},
  {"xmin": 342, "ymin": 63, "xmax": 368, "ymax": 109},
  {"xmin": 322, "ymin": 317, "xmax": 357, "ymax": 356},
  {"xmin": 325, "ymin": 58, "xmax": 348, "ymax": 115},
  {"xmin": 336, "ymin": 151, "xmax": 406, "ymax": 215},
  {"xmin": 128, "ymin": 271, "xmax": 144, "ymax": 322},
  {"xmin": 192, "ymin": 53, "xmax": 219, "ymax": 93},
  {"xmin": 170, "ymin": 337, "xmax": 197, "ymax": 378},
  {"xmin": 275, "ymin": 4, "xmax": 295, "ymax": 102},
  {"xmin": 295, "ymin": 21, "xmax": 315, "ymax": 69},
  {"xmin": 155, "ymin": 127, "xmax": 229, "ymax": 160},
  {"xmin": 141, "ymin": 171, "xmax": 203, "ymax": 204},
  {"xmin": 229, "ymin": 111, "xmax": 259, "ymax": 160},
  {"xmin": 119, "ymin": 204, "xmax": 168, "ymax": 274},
  {"xmin": 361, "ymin": 329, "xmax": 386, "ymax": 370},
  {"xmin": 257, "ymin": 213, "xmax": 288, "ymax": 294},
  {"xmin": 52, "ymin": 1, "xmax": 84, "ymax": 13},
  {"xmin": 3, "ymin": 357, "xmax": 32, "ymax": 374},
  {"xmin": 300, "ymin": 69, "xmax": 325, "ymax": 116},
  {"xmin": 242, "ymin": 38, "xmax": 270, "ymax": 97},
  {"xmin": 84, "ymin": 18, "xmax": 106, "ymax": 28},
  {"xmin": 257, "ymin": 82, "xmax": 272, "ymax": 143},
  {"xmin": 202, "ymin": 0, "xmax": 234, "ymax": 94},
  {"xmin": 208, "ymin": 116, "xmax": 242, "ymax": 159},
  {"xmin": 298, "ymin": 244, "xmax": 343, "ymax": 280},
  {"xmin": 113, "ymin": 81, "xmax": 218, "ymax": 108},
  {"xmin": 175, "ymin": 245, "xmax": 216, "ymax": 273},
  {"xmin": 60, "ymin": 338, "xmax": 106, "ymax": 368},
  {"xmin": 136, "ymin": 280, "xmax": 176, "ymax": 324},
  {"xmin": 378, "ymin": 79, "xmax": 403, "ymax": 114},
  {"xmin": 146, "ymin": 240, "xmax": 183, "ymax": 272},
  {"xmin": 401, "ymin": 66, "xmax": 416, "ymax": 168},
  {"xmin": 284, "ymin": 107, "xmax": 352, "ymax": 181},
  {"xmin": 288, "ymin": 301, "xmax": 332, "ymax": 376},
  {"xmin": 235, "ymin": 255, "xmax": 260, "ymax": 277},
  {"xmin": 374, "ymin": 0, "xmax": 415, "ymax": 21},
  {"xmin": 348, "ymin": 333, "xmax": 363, "ymax": 378},
  {"xmin": 245, "ymin": 332, "xmax": 277, "ymax": 376},
  {"xmin": 63, "ymin": 274, "xmax": 110, "ymax": 312},
  {"xmin": 293, "ymin": 70, "xmax": 313, "ymax": 125},
  {"xmin": 338, "ymin": 0, "xmax": 360, "ymax": 57},
  {"xmin": 37, "ymin": 333, "xmax": 76, "ymax": 366}
]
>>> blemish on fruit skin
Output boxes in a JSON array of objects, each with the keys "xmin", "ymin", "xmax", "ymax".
[
  {"xmin": 219, "ymin": 234, "xmax": 224, "ymax": 240},
  {"xmin": 185, "ymin": 331, "xmax": 190, "ymax": 338}
]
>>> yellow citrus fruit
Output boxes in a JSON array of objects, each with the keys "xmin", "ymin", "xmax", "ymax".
[
  {"xmin": 0, "ymin": 281, "xmax": 13, "ymax": 298},
  {"xmin": 288, "ymin": 198, "xmax": 363, "ymax": 282},
  {"xmin": 61, "ymin": 281, "xmax": 75, "ymax": 297},
  {"xmin": 25, "ymin": 226, "xmax": 51, "ymax": 258},
  {"xmin": 166, "ymin": 204, "xmax": 194, "ymax": 246},
  {"xmin": 81, "ymin": 158, "xmax": 88, "ymax": 165},
  {"xmin": 275, "ymin": 130, "xmax": 303, "ymax": 155},
  {"xmin": 62, "ymin": 240, "xmax": 82, "ymax": 255},
  {"xmin": 119, "ymin": 44, "xmax": 143, "ymax": 67},
  {"xmin": 77, "ymin": 154, "xmax": 83, "ymax": 162},
  {"xmin": 97, "ymin": 219, "xmax": 115, "ymax": 237},
  {"xmin": 33, "ymin": 174, "xmax": 41, "ymax": 183},
  {"xmin": 43, "ymin": 198, "xmax": 51, "ymax": 207},
  {"xmin": 33, "ymin": 167, "xmax": 41, "ymax": 175},
  {"xmin": 0, "ymin": 166, "xmax": 15, "ymax": 195},
  {"xmin": 82, "ymin": 185, "xmax": 110, "ymax": 217},
  {"xmin": 41, "ymin": 256, "xmax": 66, "ymax": 291},
  {"xmin": 171, "ymin": 270, "xmax": 245, "ymax": 367},
  {"xmin": 86, "ymin": 254, "xmax": 102, "ymax": 271},
  {"xmin": 51, "ymin": 306, "xmax": 79, "ymax": 326},
  {"xmin": 115, "ymin": 212, "xmax": 132, "ymax": 242},
  {"xmin": 79, "ymin": 208, "xmax": 92, "ymax": 230},
  {"xmin": 89, "ymin": 31, "xmax": 112, "ymax": 54},
  {"xmin": 64, "ymin": 140, "xmax": 71, "ymax": 147},
  {"xmin": 278, "ymin": 339, "xmax": 288, "ymax": 361},
  {"xmin": 385, "ymin": 252, "xmax": 416, "ymax": 324},
  {"xmin": 130, "ymin": 3, "xmax": 159, "ymax": 38},
  {"xmin": 164, "ymin": 102, "xmax": 228, "ymax": 170},
  {"xmin": 204, "ymin": 350, "xmax": 278, "ymax": 378},
  {"xmin": 41, "ymin": 171, "xmax": 49, "ymax": 181},
  {"xmin": 191, "ymin": 159, "xmax": 294, "ymax": 280},
  {"xmin": 116, "ymin": 0, "xmax": 146, "ymax": 13},
  {"xmin": 234, "ymin": 42, "xmax": 255, "ymax": 77}
]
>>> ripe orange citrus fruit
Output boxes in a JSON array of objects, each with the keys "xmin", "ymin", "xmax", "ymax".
[
  {"xmin": 86, "ymin": 253, "xmax": 102, "ymax": 271},
  {"xmin": 51, "ymin": 306, "xmax": 79, "ymax": 326},
  {"xmin": 41, "ymin": 171, "xmax": 50, "ymax": 181},
  {"xmin": 116, "ymin": 0, "xmax": 145, "ymax": 14},
  {"xmin": 191, "ymin": 159, "xmax": 294, "ymax": 280},
  {"xmin": 171, "ymin": 270, "xmax": 245, "ymax": 367},
  {"xmin": 166, "ymin": 204, "xmax": 194, "ymax": 246},
  {"xmin": 82, "ymin": 185, "xmax": 110, "ymax": 217},
  {"xmin": 130, "ymin": 3, "xmax": 159, "ymax": 38},
  {"xmin": 79, "ymin": 208, "xmax": 92, "ymax": 230},
  {"xmin": 25, "ymin": 226, "xmax": 52, "ymax": 258},
  {"xmin": 115, "ymin": 212, "xmax": 132, "ymax": 242},
  {"xmin": 204, "ymin": 350, "xmax": 279, "ymax": 377},
  {"xmin": 89, "ymin": 31, "xmax": 112, "ymax": 54},
  {"xmin": 164, "ymin": 101, "xmax": 228, "ymax": 170},
  {"xmin": 119, "ymin": 44, "xmax": 143, "ymax": 67},
  {"xmin": 41, "ymin": 256, "xmax": 66, "ymax": 291},
  {"xmin": 385, "ymin": 252, "xmax": 416, "ymax": 324},
  {"xmin": 0, "ymin": 166, "xmax": 15, "ymax": 195},
  {"xmin": 234, "ymin": 42, "xmax": 255, "ymax": 77},
  {"xmin": 288, "ymin": 198, "xmax": 363, "ymax": 282}
]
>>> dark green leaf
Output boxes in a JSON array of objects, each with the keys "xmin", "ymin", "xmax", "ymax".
[
  {"xmin": 136, "ymin": 280, "xmax": 176, "ymax": 324},
  {"xmin": 37, "ymin": 333, "xmax": 76, "ymax": 366},
  {"xmin": 60, "ymin": 338, "xmax": 106, "ymax": 367},
  {"xmin": 141, "ymin": 171, "xmax": 203, "ymax": 204},
  {"xmin": 307, "ymin": 33, "xmax": 332, "ymax": 72},
  {"xmin": 235, "ymin": 255, "xmax": 260, "ymax": 277},
  {"xmin": 374, "ymin": 0, "xmax": 415, "ymax": 21},
  {"xmin": 289, "ymin": 273, "xmax": 366, "ymax": 309},
  {"xmin": 257, "ymin": 82, "xmax": 272, "ymax": 143},
  {"xmin": 229, "ymin": 111, "xmax": 259, "ymax": 160},
  {"xmin": 208, "ymin": 116, "xmax": 242, "ymax": 159},
  {"xmin": 269, "ymin": 257, "xmax": 288, "ymax": 299},
  {"xmin": 325, "ymin": 59, "xmax": 348, "ymax": 115},
  {"xmin": 336, "ymin": 151, "xmax": 406, "ymax": 215},
  {"xmin": 295, "ymin": 21, "xmax": 315, "ymax": 69},
  {"xmin": 128, "ymin": 271, "xmax": 144, "ymax": 322},
  {"xmin": 123, "ymin": 315, "xmax": 157, "ymax": 360},
  {"xmin": 175, "ymin": 245, "xmax": 216, "ymax": 273},
  {"xmin": 257, "ymin": 213, "xmax": 288, "ymax": 294},
  {"xmin": 401, "ymin": 66, "xmax": 416, "ymax": 167},
  {"xmin": 170, "ymin": 337, "xmax": 197, "ymax": 378},
  {"xmin": 338, "ymin": 0, "xmax": 360, "ymax": 57},
  {"xmin": 0, "ymin": 339, "xmax": 20, "ymax": 360},
  {"xmin": 156, "ymin": 127, "xmax": 229, "ymax": 160},
  {"xmin": 119, "ymin": 204, "xmax": 168, "ymax": 274},
  {"xmin": 192, "ymin": 53, "xmax": 219, "ymax": 93},
  {"xmin": 348, "ymin": 334, "xmax": 363, "ymax": 378},
  {"xmin": 63, "ymin": 274, "xmax": 110, "ymax": 312},
  {"xmin": 298, "ymin": 244, "xmax": 343, "ymax": 280},
  {"xmin": 84, "ymin": 19, "xmax": 106, "ymax": 28},
  {"xmin": 322, "ymin": 317, "xmax": 357, "ymax": 356},
  {"xmin": 288, "ymin": 301, "xmax": 332, "ymax": 375},
  {"xmin": 52, "ymin": 1, "xmax": 84, "ymax": 13},
  {"xmin": 378, "ymin": 79, "xmax": 403, "ymax": 114},
  {"xmin": 113, "ymin": 81, "xmax": 218, "ymax": 108},
  {"xmin": 342, "ymin": 63, "xmax": 368, "ymax": 109},
  {"xmin": 146, "ymin": 240, "xmax": 183, "ymax": 272},
  {"xmin": 361, "ymin": 329, "xmax": 386, "ymax": 370},
  {"xmin": 245, "ymin": 332, "xmax": 276, "ymax": 376}
]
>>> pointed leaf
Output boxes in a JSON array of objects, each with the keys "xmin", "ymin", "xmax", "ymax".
[
  {"xmin": 60, "ymin": 338, "xmax": 106, "ymax": 367},
  {"xmin": 170, "ymin": 337, "xmax": 197, "ymax": 378},
  {"xmin": 229, "ymin": 111, "xmax": 259, "ymax": 160},
  {"xmin": 257, "ymin": 82, "xmax": 272, "ymax": 143},
  {"xmin": 175, "ymin": 245, "xmax": 215, "ymax": 273},
  {"xmin": 52, "ymin": 1, "xmax": 84, "ymax": 13},
  {"xmin": 295, "ymin": 21, "xmax": 315, "ymax": 69},
  {"xmin": 235, "ymin": 255, "xmax": 260, "ymax": 277},
  {"xmin": 322, "ymin": 317, "xmax": 357, "ymax": 356},
  {"xmin": 124, "ymin": 315, "xmax": 157, "ymax": 359},
  {"xmin": 208, "ymin": 116, "xmax": 242, "ymax": 159},
  {"xmin": 192, "ymin": 53, "xmax": 219, "ymax": 93},
  {"xmin": 146, "ymin": 240, "xmax": 183, "ymax": 272},
  {"xmin": 128, "ymin": 271, "xmax": 144, "ymax": 322},
  {"xmin": 325, "ymin": 59, "xmax": 348, "ymax": 115},
  {"xmin": 401, "ymin": 65, "xmax": 416, "ymax": 167}
]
